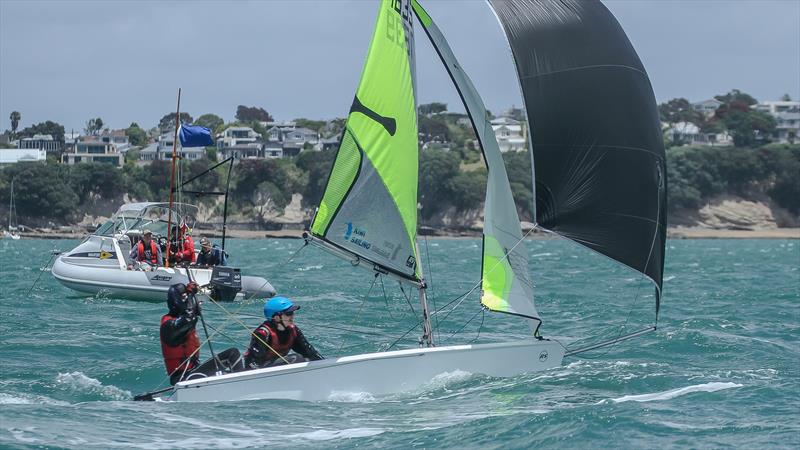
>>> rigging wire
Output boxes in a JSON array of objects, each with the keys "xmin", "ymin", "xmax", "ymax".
[
  {"xmin": 337, "ymin": 272, "xmax": 378, "ymax": 353},
  {"xmin": 440, "ymin": 306, "xmax": 485, "ymax": 344},
  {"xmin": 26, "ymin": 249, "xmax": 59, "ymax": 297},
  {"xmin": 378, "ymin": 274, "xmax": 399, "ymax": 320}
]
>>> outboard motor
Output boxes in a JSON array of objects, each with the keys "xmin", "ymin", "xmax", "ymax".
[{"xmin": 209, "ymin": 266, "xmax": 242, "ymax": 302}]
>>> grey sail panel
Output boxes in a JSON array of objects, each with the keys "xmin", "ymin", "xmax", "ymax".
[
  {"xmin": 412, "ymin": 0, "xmax": 538, "ymax": 321},
  {"xmin": 327, "ymin": 135, "xmax": 419, "ymax": 279},
  {"xmin": 488, "ymin": 0, "xmax": 667, "ymax": 308}
]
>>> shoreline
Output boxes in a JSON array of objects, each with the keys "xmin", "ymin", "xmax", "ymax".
[{"xmin": 8, "ymin": 227, "xmax": 800, "ymax": 240}]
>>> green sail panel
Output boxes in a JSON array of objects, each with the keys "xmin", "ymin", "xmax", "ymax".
[
  {"xmin": 412, "ymin": 0, "xmax": 539, "ymax": 321},
  {"xmin": 311, "ymin": 0, "xmax": 420, "ymax": 280}
]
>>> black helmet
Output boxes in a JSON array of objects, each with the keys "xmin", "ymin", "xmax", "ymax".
[{"xmin": 167, "ymin": 283, "xmax": 189, "ymax": 315}]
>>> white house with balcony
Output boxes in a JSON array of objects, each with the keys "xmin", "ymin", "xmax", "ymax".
[
  {"xmin": 753, "ymin": 100, "xmax": 800, "ymax": 144},
  {"xmin": 137, "ymin": 133, "xmax": 205, "ymax": 161},
  {"xmin": 491, "ymin": 117, "xmax": 527, "ymax": 152},
  {"xmin": 99, "ymin": 129, "xmax": 131, "ymax": 153},
  {"xmin": 216, "ymin": 126, "xmax": 262, "ymax": 160},
  {"xmin": 663, "ymin": 121, "xmax": 732, "ymax": 146},
  {"xmin": 62, "ymin": 139, "xmax": 124, "ymax": 167},
  {"xmin": 18, "ymin": 134, "xmax": 61, "ymax": 153},
  {"xmin": 692, "ymin": 99, "xmax": 723, "ymax": 117},
  {"xmin": 0, "ymin": 148, "xmax": 47, "ymax": 165}
]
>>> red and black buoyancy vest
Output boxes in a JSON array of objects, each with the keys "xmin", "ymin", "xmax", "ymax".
[
  {"xmin": 257, "ymin": 322, "xmax": 297, "ymax": 361},
  {"xmin": 137, "ymin": 240, "xmax": 159, "ymax": 264},
  {"xmin": 160, "ymin": 314, "xmax": 200, "ymax": 375}
]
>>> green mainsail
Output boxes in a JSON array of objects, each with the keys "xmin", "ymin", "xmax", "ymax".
[
  {"xmin": 412, "ymin": 0, "xmax": 539, "ymax": 324},
  {"xmin": 310, "ymin": 0, "xmax": 420, "ymax": 281}
]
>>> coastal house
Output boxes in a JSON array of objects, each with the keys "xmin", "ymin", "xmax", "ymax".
[
  {"xmin": 216, "ymin": 126, "xmax": 262, "ymax": 160},
  {"xmin": 137, "ymin": 132, "xmax": 205, "ymax": 162},
  {"xmin": 753, "ymin": 100, "xmax": 800, "ymax": 143},
  {"xmin": 491, "ymin": 117, "xmax": 527, "ymax": 152},
  {"xmin": 62, "ymin": 138, "xmax": 124, "ymax": 167},
  {"xmin": 281, "ymin": 141, "xmax": 302, "ymax": 158},
  {"xmin": 283, "ymin": 127, "xmax": 319, "ymax": 146},
  {"xmin": 99, "ymin": 129, "xmax": 131, "ymax": 153},
  {"xmin": 663, "ymin": 121, "xmax": 732, "ymax": 146},
  {"xmin": 264, "ymin": 142, "xmax": 283, "ymax": 158},
  {"xmin": 0, "ymin": 148, "xmax": 47, "ymax": 165},
  {"xmin": 692, "ymin": 99, "xmax": 723, "ymax": 117},
  {"xmin": 320, "ymin": 134, "xmax": 341, "ymax": 151},
  {"xmin": 18, "ymin": 134, "xmax": 61, "ymax": 154}
]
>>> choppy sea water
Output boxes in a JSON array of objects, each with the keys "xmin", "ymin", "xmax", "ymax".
[{"xmin": 1, "ymin": 237, "xmax": 798, "ymax": 449}]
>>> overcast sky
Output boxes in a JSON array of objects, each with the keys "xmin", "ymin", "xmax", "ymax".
[{"xmin": 1, "ymin": 0, "xmax": 798, "ymax": 133}]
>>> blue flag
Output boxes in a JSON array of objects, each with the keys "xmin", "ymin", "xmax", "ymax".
[{"xmin": 179, "ymin": 124, "xmax": 214, "ymax": 147}]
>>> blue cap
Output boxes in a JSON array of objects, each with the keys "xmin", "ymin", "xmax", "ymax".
[{"xmin": 264, "ymin": 296, "xmax": 300, "ymax": 319}]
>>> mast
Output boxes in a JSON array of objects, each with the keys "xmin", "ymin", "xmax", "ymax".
[
  {"xmin": 165, "ymin": 88, "xmax": 181, "ymax": 268},
  {"xmin": 415, "ymin": 241, "xmax": 434, "ymax": 347},
  {"xmin": 8, "ymin": 179, "xmax": 12, "ymax": 231}
]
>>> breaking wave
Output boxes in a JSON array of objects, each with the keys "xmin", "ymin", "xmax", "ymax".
[
  {"xmin": 55, "ymin": 372, "xmax": 131, "ymax": 400},
  {"xmin": 606, "ymin": 382, "xmax": 743, "ymax": 404}
]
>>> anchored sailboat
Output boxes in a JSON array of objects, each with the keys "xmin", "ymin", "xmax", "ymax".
[
  {"xmin": 140, "ymin": 0, "xmax": 666, "ymax": 402},
  {"xmin": 4, "ymin": 179, "xmax": 21, "ymax": 240}
]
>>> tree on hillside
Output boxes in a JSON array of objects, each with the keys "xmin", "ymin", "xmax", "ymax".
[
  {"xmin": 158, "ymin": 112, "xmax": 193, "ymax": 132},
  {"xmin": 232, "ymin": 159, "xmax": 294, "ymax": 210},
  {"xmin": 714, "ymin": 89, "xmax": 757, "ymax": 106},
  {"xmin": 195, "ymin": 114, "xmax": 224, "ymax": 133},
  {"xmin": 419, "ymin": 149, "xmax": 459, "ymax": 219},
  {"xmin": 715, "ymin": 103, "xmax": 776, "ymax": 147},
  {"xmin": 126, "ymin": 122, "xmax": 148, "ymax": 146},
  {"xmin": 1, "ymin": 162, "xmax": 78, "ymax": 220},
  {"xmin": 781, "ymin": 94, "xmax": 792, "ymax": 101},
  {"xmin": 68, "ymin": 162, "xmax": 125, "ymax": 204},
  {"xmin": 19, "ymin": 121, "xmax": 66, "ymax": 142},
  {"xmin": 296, "ymin": 150, "xmax": 335, "ymax": 206},
  {"xmin": 9, "ymin": 111, "xmax": 21, "ymax": 136},
  {"xmin": 84, "ymin": 117, "xmax": 104, "ymax": 136},
  {"xmin": 235, "ymin": 105, "xmax": 273, "ymax": 123},
  {"xmin": 658, "ymin": 98, "xmax": 704, "ymax": 124},
  {"xmin": 419, "ymin": 115, "xmax": 450, "ymax": 142},
  {"xmin": 418, "ymin": 102, "xmax": 447, "ymax": 116},
  {"xmin": 294, "ymin": 118, "xmax": 326, "ymax": 132}
]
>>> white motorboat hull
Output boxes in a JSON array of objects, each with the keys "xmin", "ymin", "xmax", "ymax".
[
  {"xmin": 52, "ymin": 256, "xmax": 275, "ymax": 301},
  {"xmin": 166, "ymin": 340, "xmax": 564, "ymax": 402}
]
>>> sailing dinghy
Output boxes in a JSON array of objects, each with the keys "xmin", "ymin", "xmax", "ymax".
[{"xmin": 144, "ymin": 0, "xmax": 665, "ymax": 402}]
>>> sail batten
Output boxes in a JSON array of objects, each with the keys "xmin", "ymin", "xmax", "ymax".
[
  {"xmin": 412, "ymin": 0, "xmax": 539, "ymax": 322},
  {"xmin": 488, "ymin": 0, "xmax": 668, "ymax": 303},
  {"xmin": 310, "ymin": 0, "xmax": 421, "ymax": 281}
]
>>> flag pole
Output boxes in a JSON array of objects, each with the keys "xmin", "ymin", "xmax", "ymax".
[{"xmin": 166, "ymin": 88, "xmax": 181, "ymax": 268}]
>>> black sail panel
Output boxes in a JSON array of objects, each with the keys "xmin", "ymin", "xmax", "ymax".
[{"xmin": 488, "ymin": 0, "xmax": 667, "ymax": 303}]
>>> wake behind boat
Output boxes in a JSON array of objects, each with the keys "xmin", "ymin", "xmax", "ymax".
[{"xmin": 52, "ymin": 202, "xmax": 276, "ymax": 301}]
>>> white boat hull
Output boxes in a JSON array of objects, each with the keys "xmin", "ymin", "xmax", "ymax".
[
  {"xmin": 52, "ymin": 256, "xmax": 275, "ymax": 301},
  {"xmin": 166, "ymin": 340, "xmax": 564, "ymax": 402}
]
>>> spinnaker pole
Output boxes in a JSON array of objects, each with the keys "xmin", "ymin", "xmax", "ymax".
[{"xmin": 165, "ymin": 88, "xmax": 181, "ymax": 268}]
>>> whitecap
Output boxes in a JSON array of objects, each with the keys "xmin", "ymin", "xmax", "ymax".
[
  {"xmin": 0, "ymin": 392, "xmax": 69, "ymax": 406},
  {"xmin": 7, "ymin": 427, "xmax": 40, "ymax": 444},
  {"xmin": 663, "ymin": 275, "xmax": 676, "ymax": 282},
  {"xmin": 605, "ymin": 381, "xmax": 742, "ymax": 404},
  {"xmin": 327, "ymin": 391, "xmax": 377, "ymax": 403},
  {"xmin": 296, "ymin": 264, "xmax": 323, "ymax": 272},
  {"xmin": 293, "ymin": 427, "xmax": 385, "ymax": 441},
  {"xmin": 531, "ymin": 252, "xmax": 555, "ymax": 257},
  {"xmin": 55, "ymin": 372, "xmax": 131, "ymax": 400}
]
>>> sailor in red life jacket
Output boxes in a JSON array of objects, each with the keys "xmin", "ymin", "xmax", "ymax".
[
  {"xmin": 160, "ymin": 282, "xmax": 244, "ymax": 385},
  {"xmin": 244, "ymin": 297, "xmax": 323, "ymax": 369},
  {"xmin": 167, "ymin": 225, "xmax": 196, "ymax": 265},
  {"xmin": 129, "ymin": 229, "xmax": 163, "ymax": 266}
]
